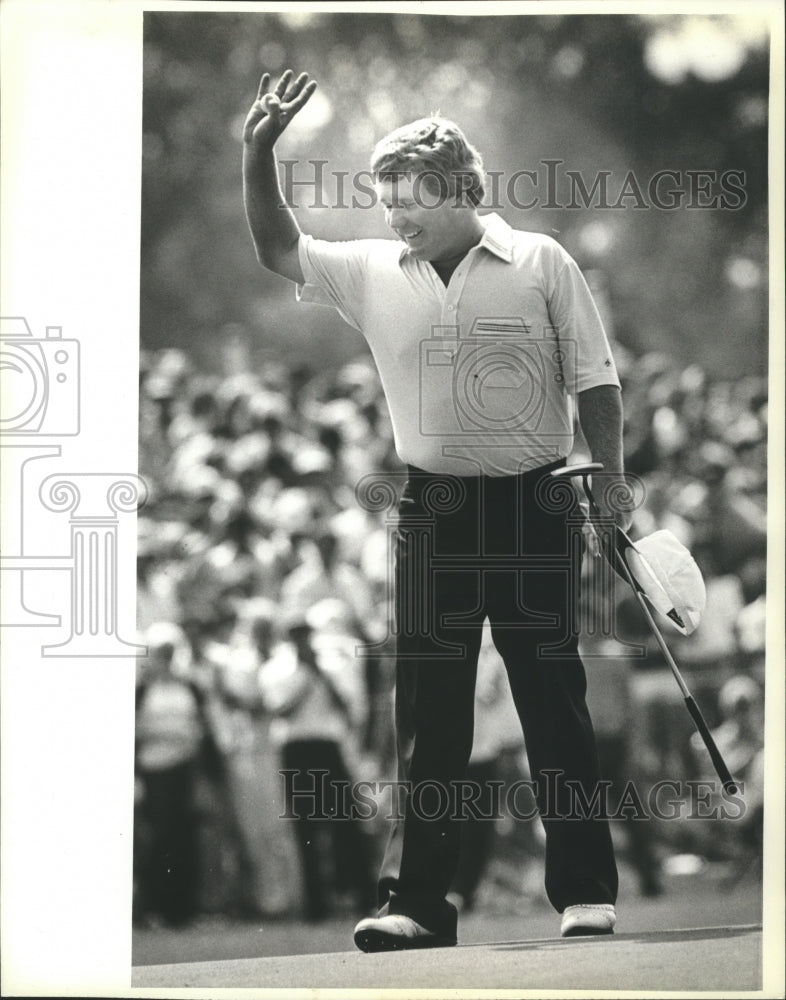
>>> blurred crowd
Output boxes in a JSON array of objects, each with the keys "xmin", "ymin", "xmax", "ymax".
[{"xmin": 134, "ymin": 339, "xmax": 767, "ymax": 928}]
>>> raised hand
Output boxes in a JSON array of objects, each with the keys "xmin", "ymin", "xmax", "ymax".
[{"xmin": 243, "ymin": 70, "xmax": 317, "ymax": 152}]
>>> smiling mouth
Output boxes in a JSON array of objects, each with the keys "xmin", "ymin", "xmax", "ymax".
[{"xmin": 398, "ymin": 228, "xmax": 423, "ymax": 241}]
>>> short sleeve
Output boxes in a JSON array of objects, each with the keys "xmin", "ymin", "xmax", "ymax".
[
  {"xmin": 296, "ymin": 234, "xmax": 371, "ymax": 331},
  {"xmin": 547, "ymin": 247, "xmax": 621, "ymax": 394}
]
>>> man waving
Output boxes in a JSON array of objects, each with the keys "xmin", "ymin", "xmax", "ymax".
[{"xmin": 243, "ymin": 69, "xmax": 624, "ymax": 952}]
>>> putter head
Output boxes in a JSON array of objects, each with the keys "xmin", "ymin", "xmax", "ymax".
[
  {"xmin": 550, "ymin": 462, "xmax": 604, "ymax": 479},
  {"xmin": 550, "ymin": 464, "xmax": 631, "ymax": 581},
  {"xmin": 550, "ymin": 462, "xmax": 605, "ymax": 521}
]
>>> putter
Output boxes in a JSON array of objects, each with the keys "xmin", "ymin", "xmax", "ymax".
[{"xmin": 551, "ymin": 462, "xmax": 738, "ymax": 794}]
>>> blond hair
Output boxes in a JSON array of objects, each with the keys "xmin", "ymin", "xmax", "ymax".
[{"xmin": 370, "ymin": 117, "xmax": 485, "ymax": 207}]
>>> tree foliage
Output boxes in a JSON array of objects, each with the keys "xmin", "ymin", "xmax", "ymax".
[{"xmin": 141, "ymin": 11, "xmax": 769, "ymax": 377}]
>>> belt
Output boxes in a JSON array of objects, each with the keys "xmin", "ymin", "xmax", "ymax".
[{"xmin": 406, "ymin": 458, "xmax": 566, "ymax": 485}]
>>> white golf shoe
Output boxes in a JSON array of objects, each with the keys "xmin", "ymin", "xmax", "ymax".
[
  {"xmin": 354, "ymin": 914, "xmax": 457, "ymax": 952},
  {"xmin": 560, "ymin": 903, "xmax": 617, "ymax": 937}
]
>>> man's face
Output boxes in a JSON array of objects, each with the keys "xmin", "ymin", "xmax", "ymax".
[{"xmin": 376, "ymin": 174, "xmax": 475, "ymax": 263}]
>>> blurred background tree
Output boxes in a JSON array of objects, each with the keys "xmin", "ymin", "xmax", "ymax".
[{"xmin": 140, "ymin": 11, "xmax": 769, "ymax": 377}]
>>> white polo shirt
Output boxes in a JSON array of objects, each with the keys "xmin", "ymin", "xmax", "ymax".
[{"xmin": 297, "ymin": 213, "xmax": 619, "ymax": 476}]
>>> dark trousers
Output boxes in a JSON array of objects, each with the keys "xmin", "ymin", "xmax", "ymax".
[
  {"xmin": 377, "ymin": 462, "xmax": 618, "ymax": 938},
  {"xmin": 138, "ymin": 761, "xmax": 199, "ymax": 925},
  {"xmin": 451, "ymin": 758, "xmax": 500, "ymax": 908}
]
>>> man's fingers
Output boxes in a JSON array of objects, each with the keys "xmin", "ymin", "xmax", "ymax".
[
  {"xmin": 582, "ymin": 520, "xmax": 602, "ymax": 558},
  {"xmin": 260, "ymin": 93, "xmax": 281, "ymax": 115},
  {"xmin": 273, "ymin": 69, "xmax": 293, "ymax": 98},
  {"xmin": 283, "ymin": 71, "xmax": 310, "ymax": 101},
  {"xmin": 247, "ymin": 69, "xmax": 313, "ymax": 142},
  {"xmin": 284, "ymin": 79, "xmax": 317, "ymax": 115}
]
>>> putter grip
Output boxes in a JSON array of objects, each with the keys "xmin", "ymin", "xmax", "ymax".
[{"xmin": 684, "ymin": 695, "xmax": 738, "ymax": 794}]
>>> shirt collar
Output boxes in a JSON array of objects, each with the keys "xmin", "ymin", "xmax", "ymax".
[
  {"xmin": 478, "ymin": 213, "xmax": 514, "ymax": 262},
  {"xmin": 397, "ymin": 212, "xmax": 514, "ymax": 265}
]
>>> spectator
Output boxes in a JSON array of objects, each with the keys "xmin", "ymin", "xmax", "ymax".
[
  {"xmin": 134, "ymin": 340, "xmax": 767, "ymax": 923},
  {"xmin": 134, "ymin": 622, "xmax": 225, "ymax": 927},
  {"xmin": 280, "ymin": 528, "xmax": 376, "ymax": 633},
  {"xmin": 689, "ymin": 675, "xmax": 764, "ymax": 874},
  {"xmin": 259, "ymin": 607, "xmax": 376, "ymax": 921},
  {"xmin": 207, "ymin": 600, "xmax": 300, "ymax": 917}
]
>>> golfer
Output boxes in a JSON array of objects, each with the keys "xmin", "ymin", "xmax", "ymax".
[{"xmin": 243, "ymin": 70, "xmax": 626, "ymax": 951}]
